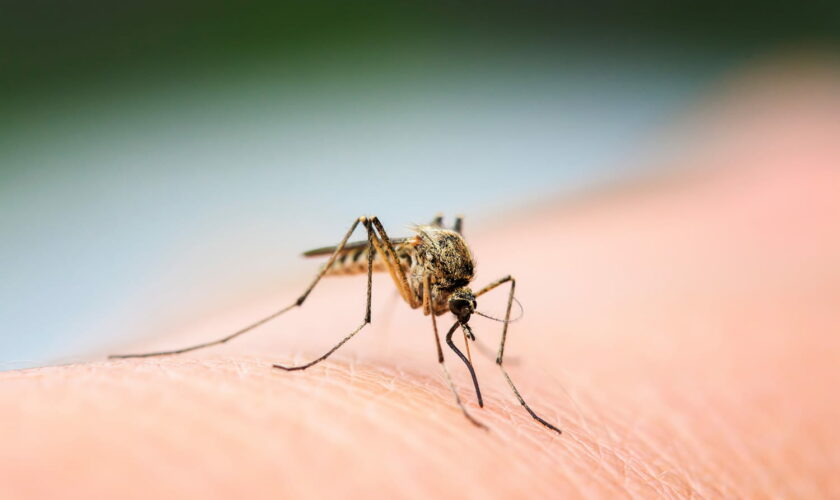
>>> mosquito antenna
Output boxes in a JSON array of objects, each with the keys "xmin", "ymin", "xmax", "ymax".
[{"xmin": 475, "ymin": 296, "xmax": 524, "ymax": 323}]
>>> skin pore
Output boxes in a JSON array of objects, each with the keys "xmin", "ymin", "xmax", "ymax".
[{"xmin": 1, "ymin": 62, "xmax": 839, "ymax": 499}]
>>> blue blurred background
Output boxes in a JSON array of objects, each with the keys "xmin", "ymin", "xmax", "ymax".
[{"xmin": 1, "ymin": 2, "xmax": 837, "ymax": 368}]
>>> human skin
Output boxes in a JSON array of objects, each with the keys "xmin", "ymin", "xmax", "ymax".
[{"xmin": 1, "ymin": 63, "xmax": 839, "ymax": 499}]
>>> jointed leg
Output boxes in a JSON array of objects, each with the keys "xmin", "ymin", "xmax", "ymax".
[
  {"xmin": 477, "ymin": 275, "xmax": 562, "ymax": 434},
  {"xmin": 274, "ymin": 219, "xmax": 375, "ymax": 370},
  {"xmin": 445, "ymin": 321, "xmax": 483, "ymax": 407},
  {"xmin": 110, "ymin": 216, "xmax": 372, "ymax": 359},
  {"xmin": 474, "ymin": 274, "xmax": 513, "ymax": 298},
  {"xmin": 369, "ymin": 217, "xmax": 417, "ymax": 308},
  {"xmin": 425, "ymin": 275, "xmax": 485, "ymax": 429}
]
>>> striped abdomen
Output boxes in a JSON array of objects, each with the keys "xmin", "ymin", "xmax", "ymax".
[{"xmin": 303, "ymin": 238, "xmax": 414, "ymax": 276}]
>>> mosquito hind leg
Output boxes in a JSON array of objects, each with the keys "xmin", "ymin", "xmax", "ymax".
[
  {"xmin": 274, "ymin": 215, "xmax": 419, "ymax": 371},
  {"xmin": 109, "ymin": 216, "xmax": 372, "ymax": 359},
  {"xmin": 274, "ymin": 218, "xmax": 376, "ymax": 370},
  {"xmin": 476, "ymin": 275, "xmax": 562, "ymax": 434},
  {"xmin": 445, "ymin": 321, "xmax": 483, "ymax": 407},
  {"xmin": 425, "ymin": 275, "xmax": 486, "ymax": 429}
]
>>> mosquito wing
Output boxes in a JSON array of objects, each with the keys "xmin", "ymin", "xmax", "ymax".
[{"xmin": 302, "ymin": 237, "xmax": 410, "ymax": 258}]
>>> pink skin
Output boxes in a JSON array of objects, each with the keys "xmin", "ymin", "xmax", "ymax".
[{"xmin": 2, "ymin": 61, "xmax": 839, "ymax": 499}]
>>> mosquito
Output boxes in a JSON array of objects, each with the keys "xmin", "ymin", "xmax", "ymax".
[{"xmin": 110, "ymin": 215, "xmax": 561, "ymax": 434}]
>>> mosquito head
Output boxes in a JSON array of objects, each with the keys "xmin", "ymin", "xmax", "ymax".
[{"xmin": 449, "ymin": 288, "xmax": 476, "ymax": 323}]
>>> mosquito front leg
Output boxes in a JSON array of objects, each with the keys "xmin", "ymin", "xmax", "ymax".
[
  {"xmin": 274, "ymin": 218, "xmax": 376, "ymax": 371},
  {"xmin": 109, "ymin": 216, "xmax": 372, "ymax": 359},
  {"xmin": 425, "ymin": 275, "xmax": 486, "ymax": 429},
  {"xmin": 476, "ymin": 275, "xmax": 562, "ymax": 435}
]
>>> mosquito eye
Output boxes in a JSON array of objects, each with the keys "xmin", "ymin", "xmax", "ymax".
[
  {"xmin": 449, "ymin": 299, "xmax": 473, "ymax": 323},
  {"xmin": 449, "ymin": 298, "xmax": 471, "ymax": 318}
]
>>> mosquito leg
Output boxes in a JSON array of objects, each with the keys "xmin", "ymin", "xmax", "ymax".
[
  {"xmin": 431, "ymin": 214, "xmax": 444, "ymax": 227},
  {"xmin": 445, "ymin": 321, "xmax": 484, "ymax": 407},
  {"xmin": 275, "ymin": 216, "xmax": 415, "ymax": 370},
  {"xmin": 453, "ymin": 216, "xmax": 463, "ymax": 234},
  {"xmin": 109, "ymin": 216, "xmax": 371, "ymax": 359},
  {"xmin": 477, "ymin": 275, "xmax": 562, "ymax": 435},
  {"xmin": 474, "ymin": 274, "xmax": 513, "ymax": 298},
  {"xmin": 369, "ymin": 216, "xmax": 418, "ymax": 308},
  {"xmin": 274, "ymin": 219, "xmax": 375, "ymax": 370},
  {"xmin": 425, "ymin": 275, "xmax": 486, "ymax": 429}
]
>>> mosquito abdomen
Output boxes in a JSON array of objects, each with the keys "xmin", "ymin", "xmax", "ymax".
[
  {"xmin": 302, "ymin": 243, "xmax": 409, "ymax": 277},
  {"xmin": 324, "ymin": 245, "xmax": 386, "ymax": 276}
]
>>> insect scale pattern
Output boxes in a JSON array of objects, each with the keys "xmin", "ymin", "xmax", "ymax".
[{"xmin": 111, "ymin": 215, "xmax": 561, "ymax": 434}]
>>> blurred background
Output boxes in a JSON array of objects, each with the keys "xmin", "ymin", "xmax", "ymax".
[{"xmin": 1, "ymin": 1, "xmax": 838, "ymax": 369}]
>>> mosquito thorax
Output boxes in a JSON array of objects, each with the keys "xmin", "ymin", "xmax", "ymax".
[{"xmin": 415, "ymin": 226, "xmax": 475, "ymax": 286}]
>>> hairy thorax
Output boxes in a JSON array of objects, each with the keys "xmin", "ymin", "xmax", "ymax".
[{"xmin": 407, "ymin": 226, "xmax": 475, "ymax": 315}]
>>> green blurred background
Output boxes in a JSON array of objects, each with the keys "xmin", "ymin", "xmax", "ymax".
[{"xmin": 1, "ymin": 1, "xmax": 838, "ymax": 368}]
